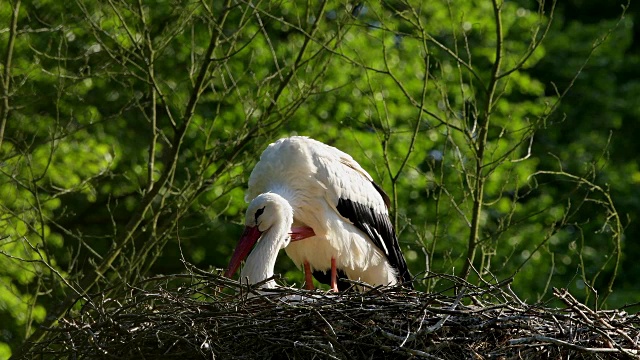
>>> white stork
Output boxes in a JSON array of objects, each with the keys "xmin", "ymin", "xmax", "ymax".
[{"xmin": 238, "ymin": 136, "xmax": 413, "ymax": 290}]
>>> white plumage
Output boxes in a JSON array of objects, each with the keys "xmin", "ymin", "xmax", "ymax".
[{"xmin": 242, "ymin": 136, "xmax": 412, "ymax": 290}]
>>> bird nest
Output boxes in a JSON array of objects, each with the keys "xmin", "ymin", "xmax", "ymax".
[{"xmin": 26, "ymin": 270, "xmax": 640, "ymax": 360}]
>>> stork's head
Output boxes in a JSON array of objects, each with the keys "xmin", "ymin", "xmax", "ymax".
[
  {"xmin": 224, "ymin": 193, "xmax": 293, "ymax": 278},
  {"xmin": 246, "ymin": 192, "xmax": 293, "ymax": 233}
]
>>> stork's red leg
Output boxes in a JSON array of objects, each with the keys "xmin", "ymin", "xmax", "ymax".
[
  {"xmin": 330, "ymin": 257, "xmax": 338, "ymax": 292},
  {"xmin": 304, "ymin": 261, "xmax": 315, "ymax": 290}
]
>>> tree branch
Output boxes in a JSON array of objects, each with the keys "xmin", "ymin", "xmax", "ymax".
[{"xmin": 0, "ymin": 0, "xmax": 20, "ymax": 152}]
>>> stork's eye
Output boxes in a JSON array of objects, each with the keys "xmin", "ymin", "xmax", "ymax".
[{"xmin": 255, "ymin": 207, "xmax": 265, "ymax": 222}]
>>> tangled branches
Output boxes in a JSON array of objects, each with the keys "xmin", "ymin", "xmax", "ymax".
[{"xmin": 25, "ymin": 273, "xmax": 639, "ymax": 359}]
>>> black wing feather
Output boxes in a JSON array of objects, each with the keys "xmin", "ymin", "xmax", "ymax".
[
  {"xmin": 336, "ymin": 183, "xmax": 413, "ymax": 288},
  {"xmin": 371, "ymin": 180, "xmax": 391, "ymax": 208}
]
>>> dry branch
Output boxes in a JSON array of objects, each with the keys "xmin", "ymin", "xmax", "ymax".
[{"xmin": 20, "ymin": 272, "xmax": 640, "ymax": 360}]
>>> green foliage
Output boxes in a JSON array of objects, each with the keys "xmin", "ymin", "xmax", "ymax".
[{"xmin": 0, "ymin": 0, "xmax": 637, "ymax": 357}]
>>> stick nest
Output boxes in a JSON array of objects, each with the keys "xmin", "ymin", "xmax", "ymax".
[{"xmin": 26, "ymin": 272, "xmax": 640, "ymax": 359}]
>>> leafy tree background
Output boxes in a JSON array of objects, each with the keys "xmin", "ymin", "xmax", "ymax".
[{"xmin": 0, "ymin": 0, "xmax": 637, "ymax": 358}]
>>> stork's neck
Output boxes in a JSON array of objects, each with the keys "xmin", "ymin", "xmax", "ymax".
[
  {"xmin": 240, "ymin": 217, "xmax": 290, "ymax": 289},
  {"xmin": 267, "ymin": 184, "xmax": 299, "ymax": 205},
  {"xmin": 266, "ymin": 184, "xmax": 316, "ymax": 229}
]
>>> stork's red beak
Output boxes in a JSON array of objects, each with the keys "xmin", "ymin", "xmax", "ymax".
[
  {"xmin": 290, "ymin": 226, "xmax": 315, "ymax": 241},
  {"xmin": 225, "ymin": 226, "xmax": 262, "ymax": 278}
]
